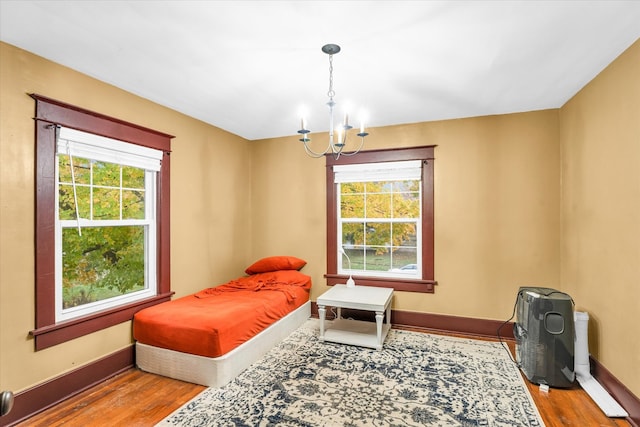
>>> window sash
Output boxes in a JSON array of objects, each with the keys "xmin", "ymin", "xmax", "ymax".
[
  {"xmin": 336, "ymin": 164, "xmax": 423, "ymax": 279},
  {"xmin": 54, "ymin": 131, "xmax": 158, "ymax": 323},
  {"xmin": 338, "ymin": 219, "xmax": 422, "ymax": 278},
  {"xmin": 55, "ymin": 223, "xmax": 156, "ymax": 321}
]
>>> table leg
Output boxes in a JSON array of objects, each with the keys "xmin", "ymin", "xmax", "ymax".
[
  {"xmin": 318, "ymin": 305, "xmax": 326, "ymax": 340},
  {"xmin": 375, "ymin": 311, "xmax": 384, "ymax": 350},
  {"xmin": 386, "ymin": 304, "xmax": 391, "ymax": 327}
]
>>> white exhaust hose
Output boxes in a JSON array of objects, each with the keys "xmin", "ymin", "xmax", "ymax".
[
  {"xmin": 574, "ymin": 311, "xmax": 592, "ymax": 378},
  {"xmin": 574, "ymin": 311, "xmax": 628, "ymax": 418}
]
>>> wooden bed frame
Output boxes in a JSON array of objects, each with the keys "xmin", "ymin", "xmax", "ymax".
[{"xmin": 135, "ymin": 300, "xmax": 311, "ymax": 387}]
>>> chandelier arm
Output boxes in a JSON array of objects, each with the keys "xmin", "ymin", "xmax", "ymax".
[
  {"xmin": 336, "ymin": 138, "xmax": 365, "ymax": 157},
  {"xmin": 302, "ymin": 139, "xmax": 333, "ymax": 158}
]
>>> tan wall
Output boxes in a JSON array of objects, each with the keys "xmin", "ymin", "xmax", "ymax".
[
  {"xmin": 252, "ymin": 110, "xmax": 561, "ymax": 319},
  {"xmin": 0, "ymin": 42, "xmax": 253, "ymax": 392},
  {"xmin": 560, "ymin": 39, "xmax": 640, "ymax": 396}
]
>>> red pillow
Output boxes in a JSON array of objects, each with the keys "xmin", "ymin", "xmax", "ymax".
[{"xmin": 245, "ymin": 256, "xmax": 307, "ymax": 275}]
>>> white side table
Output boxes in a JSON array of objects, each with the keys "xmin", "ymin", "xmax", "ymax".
[{"xmin": 316, "ymin": 285, "xmax": 394, "ymax": 350}]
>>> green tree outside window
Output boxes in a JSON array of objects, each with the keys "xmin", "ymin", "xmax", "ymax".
[
  {"xmin": 58, "ymin": 154, "xmax": 148, "ymax": 309},
  {"xmin": 340, "ymin": 180, "xmax": 420, "ymax": 273}
]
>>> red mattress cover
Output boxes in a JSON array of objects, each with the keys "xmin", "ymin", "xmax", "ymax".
[{"xmin": 133, "ymin": 270, "xmax": 311, "ymax": 358}]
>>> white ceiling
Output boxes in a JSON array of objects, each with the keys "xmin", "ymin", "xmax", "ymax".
[{"xmin": 1, "ymin": 1, "xmax": 639, "ymax": 141}]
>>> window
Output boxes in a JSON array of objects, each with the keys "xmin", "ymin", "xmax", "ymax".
[
  {"xmin": 31, "ymin": 94, "xmax": 173, "ymax": 350},
  {"xmin": 325, "ymin": 146, "xmax": 436, "ymax": 293},
  {"xmin": 336, "ymin": 160, "xmax": 422, "ymax": 279},
  {"xmin": 55, "ymin": 127, "xmax": 161, "ymax": 322}
]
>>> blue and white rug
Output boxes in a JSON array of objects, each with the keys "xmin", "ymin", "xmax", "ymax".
[{"xmin": 158, "ymin": 319, "xmax": 544, "ymax": 426}]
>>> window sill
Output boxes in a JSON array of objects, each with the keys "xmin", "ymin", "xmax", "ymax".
[
  {"xmin": 324, "ymin": 274, "xmax": 436, "ymax": 293},
  {"xmin": 30, "ymin": 292, "xmax": 174, "ymax": 350}
]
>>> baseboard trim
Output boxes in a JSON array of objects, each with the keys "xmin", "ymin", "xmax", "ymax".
[
  {"xmin": 310, "ymin": 302, "xmax": 515, "ymax": 340},
  {"xmin": 391, "ymin": 309, "xmax": 515, "ymax": 340},
  {"xmin": 591, "ymin": 356, "xmax": 640, "ymax": 427},
  {"xmin": 1, "ymin": 346, "xmax": 134, "ymax": 427}
]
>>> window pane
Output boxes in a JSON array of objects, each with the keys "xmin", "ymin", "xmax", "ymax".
[
  {"xmin": 365, "ymin": 222, "xmax": 391, "ymax": 250},
  {"xmin": 366, "ymin": 192, "xmax": 391, "ymax": 218},
  {"xmin": 341, "ymin": 182, "xmax": 364, "ymax": 194},
  {"xmin": 122, "ymin": 165, "xmax": 145, "ymax": 189},
  {"xmin": 93, "ymin": 161, "xmax": 121, "ymax": 187},
  {"xmin": 122, "ymin": 190, "xmax": 145, "ymax": 219},
  {"xmin": 389, "ymin": 248, "xmax": 418, "ymax": 271},
  {"xmin": 342, "ymin": 222, "xmax": 364, "ymax": 246},
  {"xmin": 392, "ymin": 190, "xmax": 420, "ymax": 218},
  {"xmin": 341, "ymin": 193, "xmax": 364, "ymax": 218},
  {"xmin": 58, "ymin": 154, "xmax": 71, "ymax": 182},
  {"xmin": 93, "ymin": 188, "xmax": 120, "ymax": 220},
  {"xmin": 58, "ymin": 155, "xmax": 91, "ymax": 185},
  {"xmin": 58, "ymin": 184, "xmax": 76, "ymax": 220},
  {"xmin": 62, "ymin": 226, "xmax": 145, "ymax": 310},
  {"xmin": 366, "ymin": 249, "xmax": 392, "ymax": 272},
  {"xmin": 343, "ymin": 247, "xmax": 365, "ymax": 270},
  {"xmin": 58, "ymin": 185, "xmax": 90, "ymax": 220},
  {"xmin": 392, "ymin": 222, "xmax": 417, "ymax": 247}
]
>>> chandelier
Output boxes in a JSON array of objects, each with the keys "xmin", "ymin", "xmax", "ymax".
[{"xmin": 298, "ymin": 44, "xmax": 368, "ymax": 159}]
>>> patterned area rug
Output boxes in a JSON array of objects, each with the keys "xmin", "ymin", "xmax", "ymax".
[{"xmin": 158, "ymin": 319, "xmax": 544, "ymax": 426}]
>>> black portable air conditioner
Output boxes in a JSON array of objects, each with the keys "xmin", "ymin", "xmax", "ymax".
[{"xmin": 513, "ymin": 287, "xmax": 575, "ymax": 388}]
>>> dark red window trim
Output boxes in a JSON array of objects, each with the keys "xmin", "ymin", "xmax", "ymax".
[
  {"xmin": 325, "ymin": 146, "xmax": 437, "ymax": 293},
  {"xmin": 30, "ymin": 94, "xmax": 174, "ymax": 350}
]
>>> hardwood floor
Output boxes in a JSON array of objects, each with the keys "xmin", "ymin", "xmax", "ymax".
[
  {"xmin": 15, "ymin": 369, "xmax": 205, "ymax": 427},
  {"xmin": 527, "ymin": 380, "xmax": 629, "ymax": 427},
  {"xmin": 16, "ymin": 330, "xmax": 630, "ymax": 427}
]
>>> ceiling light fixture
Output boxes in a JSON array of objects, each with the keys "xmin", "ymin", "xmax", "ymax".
[{"xmin": 298, "ymin": 44, "xmax": 368, "ymax": 159}]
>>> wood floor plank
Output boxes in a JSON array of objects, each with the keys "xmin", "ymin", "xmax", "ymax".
[{"xmin": 16, "ymin": 369, "xmax": 205, "ymax": 427}]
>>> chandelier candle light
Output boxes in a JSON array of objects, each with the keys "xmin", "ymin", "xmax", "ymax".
[{"xmin": 298, "ymin": 44, "xmax": 368, "ymax": 159}]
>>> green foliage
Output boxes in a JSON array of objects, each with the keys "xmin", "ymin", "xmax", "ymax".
[
  {"xmin": 62, "ymin": 226, "xmax": 145, "ymax": 309},
  {"xmin": 58, "ymin": 154, "xmax": 148, "ymax": 309},
  {"xmin": 340, "ymin": 180, "xmax": 419, "ymax": 255},
  {"xmin": 63, "ymin": 285, "xmax": 95, "ymax": 309},
  {"xmin": 58, "ymin": 156, "xmax": 145, "ymax": 220}
]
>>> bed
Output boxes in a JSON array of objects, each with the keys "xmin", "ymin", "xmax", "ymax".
[{"xmin": 133, "ymin": 256, "xmax": 312, "ymax": 387}]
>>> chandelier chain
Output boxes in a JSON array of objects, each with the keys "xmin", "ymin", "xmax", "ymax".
[{"xmin": 327, "ymin": 54, "xmax": 335, "ymax": 99}]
